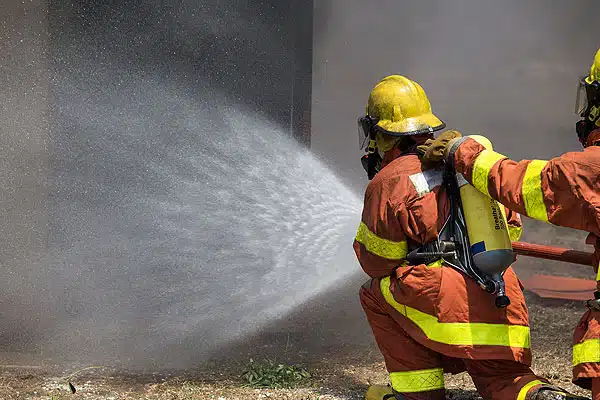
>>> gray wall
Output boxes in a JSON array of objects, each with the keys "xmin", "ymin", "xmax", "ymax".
[
  {"xmin": 0, "ymin": 0, "xmax": 51, "ymax": 349},
  {"xmin": 48, "ymin": 0, "xmax": 313, "ymax": 145}
]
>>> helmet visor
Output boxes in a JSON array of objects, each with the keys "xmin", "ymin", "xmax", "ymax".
[
  {"xmin": 576, "ymin": 78, "xmax": 588, "ymax": 116},
  {"xmin": 357, "ymin": 116, "xmax": 371, "ymax": 149}
]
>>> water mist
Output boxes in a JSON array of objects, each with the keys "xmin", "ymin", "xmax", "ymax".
[{"xmin": 0, "ymin": 63, "xmax": 363, "ymax": 370}]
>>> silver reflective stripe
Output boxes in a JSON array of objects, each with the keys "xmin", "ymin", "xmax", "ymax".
[{"xmin": 409, "ymin": 169, "xmax": 444, "ymax": 197}]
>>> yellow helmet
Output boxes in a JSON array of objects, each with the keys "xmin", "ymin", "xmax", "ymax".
[
  {"xmin": 357, "ymin": 75, "xmax": 446, "ymax": 179},
  {"xmin": 585, "ymin": 48, "xmax": 600, "ymax": 84},
  {"xmin": 366, "ymin": 75, "xmax": 445, "ymax": 135}
]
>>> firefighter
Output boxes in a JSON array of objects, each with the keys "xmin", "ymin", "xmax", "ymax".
[
  {"xmin": 355, "ymin": 75, "xmax": 583, "ymax": 400},
  {"xmin": 416, "ymin": 48, "xmax": 600, "ymax": 399}
]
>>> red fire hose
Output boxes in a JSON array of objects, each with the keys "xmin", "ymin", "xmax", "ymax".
[
  {"xmin": 511, "ymin": 242, "xmax": 596, "ymax": 301},
  {"xmin": 512, "ymin": 241, "xmax": 594, "ymax": 266}
]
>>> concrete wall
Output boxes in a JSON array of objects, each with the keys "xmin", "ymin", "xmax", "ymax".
[
  {"xmin": 47, "ymin": 0, "xmax": 313, "ymax": 145},
  {"xmin": 0, "ymin": 0, "xmax": 51, "ymax": 349}
]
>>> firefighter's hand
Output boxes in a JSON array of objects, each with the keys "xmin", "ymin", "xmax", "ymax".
[{"xmin": 417, "ymin": 130, "xmax": 463, "ymax": 165}]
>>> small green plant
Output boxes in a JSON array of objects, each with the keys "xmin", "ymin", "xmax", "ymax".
[{"xmin": 241, "ymin": 358, "xmax": 311, "ymax": 388}]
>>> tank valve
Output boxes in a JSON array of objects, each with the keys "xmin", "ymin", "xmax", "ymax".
[
  {"xmin": 495, "ymin": 295, "xmax": 511, "ymax": 308},
  {"xmin": 483, "ymin": 278, "xmax": 511, "ymax": 308},
  {"xmin": 494, "ymin": 279, "xmax": 510, "ymax": 308}
]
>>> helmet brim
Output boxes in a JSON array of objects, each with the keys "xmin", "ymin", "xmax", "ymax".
[{"xmin": 375, "ymin": 112, "xmax": 446, "ymax": 136}]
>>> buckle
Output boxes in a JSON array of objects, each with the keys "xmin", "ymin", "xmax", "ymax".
[{"xmin": 405, "ymin": 241, "xmax": 456, "ymax": 266}]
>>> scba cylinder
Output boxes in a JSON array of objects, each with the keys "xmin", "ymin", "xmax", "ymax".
[{"xmin": 457, "ymin": 135, "xmax": 516, "ymax": 280}]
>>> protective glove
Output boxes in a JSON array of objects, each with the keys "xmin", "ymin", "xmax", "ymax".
[{"xmin": 416, "ymin": 130, "xmax": 463, "ymax": 165}]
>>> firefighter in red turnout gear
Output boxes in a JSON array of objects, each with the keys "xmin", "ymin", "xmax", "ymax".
[{"xmin": 354, "ymin": 75, "xmax": 584, "ymax": 400}]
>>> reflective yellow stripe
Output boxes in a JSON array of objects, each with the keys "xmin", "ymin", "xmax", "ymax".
[
  {"xmin": 427, "ymin": 259, "xmax": 444, "ymax": 268},
  {"xmin": 471, "ymin": 150, "xmax": 506, "ymax": 196},
  {"xmin": 498, "ymin": 206, "xmax": 523, "ymax": 241},
  {"xmin": 355, "ymin": 222, "xmax": 408, "ymax": 260},
  {"xmin": 380, "ymin": 276, "xmax": 530, "ymax": 348},
  {"xmin": 573, "ymin": 339, "xmax": 600, "ymax": 366},
  {"xmin": 517, "ymin": 380, "xmax": 545, "ymax": 400},
  {"xmin": 390, "ymin": 368, "xmax": 444, "ymax": 393},
  {"xmin": 396, "ymin": 259, "xmax": 443, "ymax": 269},
  {"xmin": 508, "ymin": 225, "xmax": 523, "ymax": 242},
  {"xmin": 522, "ymin": 160, "xmax": 549, "ymax": 222},
  {"xmin": 596, "ymin": 263, "xmax": 600, "ymax": 281}
]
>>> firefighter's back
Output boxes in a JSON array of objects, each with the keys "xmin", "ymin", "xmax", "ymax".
[{"xmin": 366, "ymin": 152, "xmax": 532, "ymax": 364}]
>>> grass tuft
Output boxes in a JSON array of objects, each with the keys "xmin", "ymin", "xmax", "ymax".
[{"xmin": 241, "ymin": 358, "xmax": 312, "ymax": 389}]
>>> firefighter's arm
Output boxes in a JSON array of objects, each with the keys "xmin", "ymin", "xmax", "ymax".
[
  {"xmin": 353, "ymin": 183, "xmax": 409, "ymax": 278},
  {"xmin": 449, "ymin": 137, "xmax": 558, "ymax": 224}
]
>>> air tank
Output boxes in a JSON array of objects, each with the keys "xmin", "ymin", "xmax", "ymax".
[{"xmin": 457, "ymin": 135, "xmax": 516, "ymax": 307}]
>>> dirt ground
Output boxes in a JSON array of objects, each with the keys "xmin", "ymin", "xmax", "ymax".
[{"xmin": 0, "ymin": 288, "xmax": 593, "ymax": 400}]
